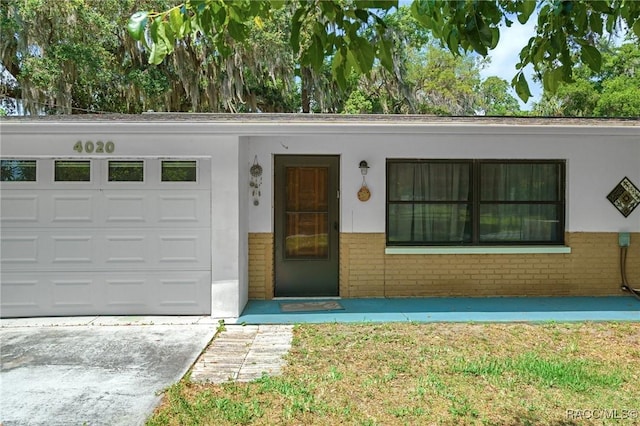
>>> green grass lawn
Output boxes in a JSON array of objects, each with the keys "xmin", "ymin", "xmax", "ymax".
[{"xmin": 148, "ymin": 322, "xmax": 640, "ymax": 425}]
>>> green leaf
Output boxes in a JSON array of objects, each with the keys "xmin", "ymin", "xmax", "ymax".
[
  {"xmin": 149, "ymin": 39, "xmax": 169, "ymax": 65},
  {"xmin": 354, "ymin": 9, "xmax": 369, "ymax": 22},
  {"xmin": 517, "ymin": 0, "xmax": 536, "ymax": 24},
  {"xmin": 305, "ymin": 35, "xmax": 325, "ymax": 71},
  {"xmin": 332, "ymin": 48, "xmax": 347, "ymax": 90},
  {"xmin": 588, "ymin": 11, "xmax": 603, "ymax": 35},
  {"xmin": 580, "ymin": 44, "xmax": 602, "ymax": 72},
  {"xmin": 446, "ymin": 28, "xmax": 459, "ymax": 54},
  {"xmin": 590, "ymin": 1, "xmax": 611, "ymax": 13},
  {"xmin": 369, "ymin": 0, "xmax": 398, "ymax": 10},
  {"xmin": 489, "ymin": 27, "xmax": 500, "ymax": 49},
  {"xmin": 467, "ymin": 32, "xmax": 488, "ymax": 56},
  {"xmin": 127, "ymin": 11, "xmax": 148, "ymax": 41},
  {"xmin": 345, "ymin": 48, "xmax": 358, "ymax": 77},
  {"xmin": 227, "ymin": 20, "xmax": 248, "ymax": 42},
  {"xmin": 543, "ymin": 67, "xmax": 563, "ymax": 93},
  {"xmin": 290, "ymin": 8, "xmax": 304, "ymax": 54},
  {"xmin": 169, "ymin": 8, "xmax": 183, "ymax": 34},
  {"xmin": 513, "ymin": 72, "xmax": 532, "ymax": 102},
  {"xmin": 347, "ymin": 35, "xmax": 373, "ymax": 74},
  {"xmin": 633, "ymin": 19, "xmax": 640, "ymax": 38},
  {"xmin": 378, "ymin": 37, "xmax": 394, "ymax": 71},
  {"xmin": 410, "ymin": 1, "xmax": 432, "ymax": 27},
  {"xmin": 476, "ymin": 15, "xmax": 493, "ymax": 46}
]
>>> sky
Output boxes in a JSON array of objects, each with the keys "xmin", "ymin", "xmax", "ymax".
[{"xmin": 477, "ymin": 17, "xmax": 542, "ymax": 111}]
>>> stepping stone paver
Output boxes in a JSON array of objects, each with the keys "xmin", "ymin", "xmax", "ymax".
[{"xmin": 190, "ymin": 324, "xmax": 293, "ymax": 384}]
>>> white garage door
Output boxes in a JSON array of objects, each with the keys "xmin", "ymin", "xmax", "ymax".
[{"xmin": 1, "ymin": 158, "xmax": 211, "ymax": 317}]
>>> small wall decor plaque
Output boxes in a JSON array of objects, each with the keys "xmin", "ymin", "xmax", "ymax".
[{"xmin": 606, "ymin": 177, "xmax": 640, "ymax": 217}]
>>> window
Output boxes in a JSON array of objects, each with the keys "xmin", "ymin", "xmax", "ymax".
[
  {"xmin": 55, "ymin": 160, "xmax": 91, "ymax": 182},
  {"xmin": 387, "ymin": 160, "xmax": 565, "ymax": 246},
  {"xmin": 108, "ymin": 160, "xmax": 144, "ymax": 182},
  {"xmin": 161, "ymin": 161, "xmax": 197, "ymax": 182},
  {"xmin": 1, "ymin": 160, "xmax": 37, "ymax": 181}
]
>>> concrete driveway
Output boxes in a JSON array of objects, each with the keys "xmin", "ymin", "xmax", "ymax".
[{"xmin": 0, "ymin": 317, "xmax": 216, "ymax": 426}]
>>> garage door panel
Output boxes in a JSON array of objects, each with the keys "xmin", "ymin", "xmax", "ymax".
[
  {"xmin": 0, "ymin": 279, "xmax": 40, "ymax": 310},
  {"xmin": 1, "ymin": 235, "xmax": 39, "ymax": 264},
  {"xmin": 105, "ymin": 279, "xmax": 147, "ymax": 308},
  {"xmin": 1, "ymin": 158, "xmax": 212, "ymax": 317},
  {"xmin": 0, "ymin": 194, "xmax": 39, "ymax": 223},
  {"xmin": 104, "ymin": 235, "xmax": 147, "ymax": 263},
  {"xmin": 2, "ymin": 229, "xmax": 210, "ymax": 272},
  {"xmin": 159, "ymin": 234, "xmax": 204, "ymax": 263},
  {"xmin": 158, "ymin": 195, "xmax": 201, "ymax": 222},
  {"xmin": 51, "ymin": 194, "xmax": 95, "ymax": 223},
  {"xmin": 52, "ymin": 279, "xmax": 95, "ymax": 308},
  {"xmin": 158, "ymin": 277, "xmax": 205, "ymax": 308},
  {"xmin": 51, "ymin": 235, "xmax": 93, "ymax": 264},
  {"xmin": 103, "ymin": 194, "xmax": 147, "ymax": 223},
  {"xmin": 1, "ymin": 271, "xmax": 211, "ymax": 317},
  {"xmin": 0, "ymin": 189, "xmax": 211, "ymax": 229},
  {"xmin": 102, "ymin": 189, "xmax": 210, "ymax": 228}
]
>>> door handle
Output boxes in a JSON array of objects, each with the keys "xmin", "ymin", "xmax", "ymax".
[{"xmin": 334, "ymin": 221, "xmax": 339, "ymax": 231}]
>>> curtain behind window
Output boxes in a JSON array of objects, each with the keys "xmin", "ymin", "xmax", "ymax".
[
  {"xmin": 480, "ymin": 163, "xmax": 560, "ymax": 242},
  {"xmin": 388, "ymin": 162, "xmax": 471, "ymax": 243}
]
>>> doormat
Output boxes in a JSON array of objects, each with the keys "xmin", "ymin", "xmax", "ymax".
[{"xmin": 279, "ymin": 300, "xmax": 344, "ymax": 313}]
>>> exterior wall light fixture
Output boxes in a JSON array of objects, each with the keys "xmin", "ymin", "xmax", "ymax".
[
  {"xmin": 358, "ymin": 160, "xmax": 371, "ymax": 202},
  {"xmin": 359, "ymin": 160, "xmax": 369, "ymax": 175}
]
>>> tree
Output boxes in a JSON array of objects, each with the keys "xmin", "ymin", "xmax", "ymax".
[
  {"xmin": 0, "ymin": 0, "xmax": 301, "ymax": 114},
  {"xmin": 532, "ymin": 41, "xmax": 640, "ymax": 117},
  {"xmin": 335, "ymin": 6, "xmax": 505, "ymax": 115},
  {"xmin": 410, "ymin": 48, "xmax": 481, "ymax": 115},
  {"xmin": 129, "ymin": 0, "xmax": 640, "ymax": 103},
  {"xmin": 478, "ymin": 77, "xmax": 522, "ymax": 116},
  {"xmin": 1, "ymin": 0, "xmax": 188, "ymax": 114}
]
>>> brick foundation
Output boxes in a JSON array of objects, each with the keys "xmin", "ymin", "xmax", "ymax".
[
  {"xmin": 248, "ymin": 233, "xmax": 274, "ymax": 299},
  {"xmin": 249, "ymin": 232, "xmax": 640, "ymax": 299}
]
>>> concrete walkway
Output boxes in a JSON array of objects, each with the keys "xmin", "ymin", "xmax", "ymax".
[{"xmin": 191, "ymin": 325, "xmax": 293, "ymax": 384}]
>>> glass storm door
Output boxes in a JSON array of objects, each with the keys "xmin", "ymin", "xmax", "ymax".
[{"xmin": 274, "ymin": 155, "xmax": 339, "ymax": 297}]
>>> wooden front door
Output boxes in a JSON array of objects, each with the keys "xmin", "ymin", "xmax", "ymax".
[{"xmin": 274, "ymin": 155, "xmax": 339, "ymax": 297}]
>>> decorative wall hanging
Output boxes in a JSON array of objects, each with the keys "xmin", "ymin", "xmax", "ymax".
[
  {"xmin": 357, "ymin": 160, "xmax": 371, "ymax": 202},
  {"xmin": 606, "ymin": 176, "xmax": 640, "ymax": 217},
  {"xmin": 250, "ymin": 155, "xmax": 263, "ymax": 206}
]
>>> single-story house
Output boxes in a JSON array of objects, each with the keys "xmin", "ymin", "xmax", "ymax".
[{"xmin": 1, "ymin": 114, "xmax": 638, "ymax": 318}]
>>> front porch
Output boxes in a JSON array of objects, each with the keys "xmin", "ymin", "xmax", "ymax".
[{"xmin": 238, "ymin": 296, "xmax": 640, "ymax": 324}]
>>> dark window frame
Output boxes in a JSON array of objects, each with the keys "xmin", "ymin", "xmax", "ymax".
[{"xmin": 386, "ymin": 159, "xmax": 566, "ymax": 246}]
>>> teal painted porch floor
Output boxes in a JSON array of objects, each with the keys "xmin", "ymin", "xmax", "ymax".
[{"xmin": 238, "ymin": 296, "xmax": 640, "ymax": 324}]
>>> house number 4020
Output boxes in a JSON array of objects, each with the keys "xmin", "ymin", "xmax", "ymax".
[{"xmin": 73, "ymin": 140, "xmax": 115, "ymax": 154}]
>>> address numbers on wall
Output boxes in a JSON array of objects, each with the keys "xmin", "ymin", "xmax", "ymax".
[{"xmin": 73, "ymin": 141, "xmax": 115, "ymax": 154}]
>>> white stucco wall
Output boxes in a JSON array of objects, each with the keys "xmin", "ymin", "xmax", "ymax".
[
  {"xmin": 2, "ymin": 119, "xmax": 638, "ymax": 316},
  {"xmin": 1, "ymin": 122, "xmax": 247, "ymax": 317},
  {"xmin": 247, "ymin": 127, "xmax": 640, "ymax": 234}
]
